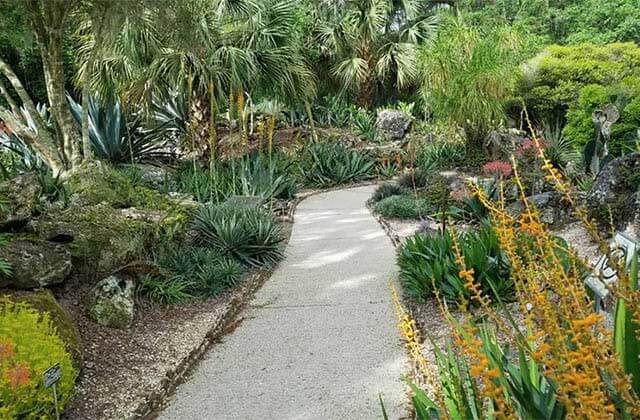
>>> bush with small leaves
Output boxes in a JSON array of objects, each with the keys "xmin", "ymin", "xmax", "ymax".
[
  {"xmin": 0, "ymin": 299, "xmax": 77, "ymax": 418},
  {"xmin": 374, "ymin": 194, "xmax": 432, "ymax": 220}
]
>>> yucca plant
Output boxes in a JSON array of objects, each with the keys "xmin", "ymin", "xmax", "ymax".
[
  {"xmin": 302, "ymin": 141, "xmax": 374, "ymax": 187},
  {"xmin": 192, "ymin": 203, "xmax": 284, "ymax": 267},
  {"xmin": 238, "ymin": 155, "xmax": 297, "ymax": 200},
  {"xmin": 371, "ymin": 182, "xmax": 406, "ymax": 203}
]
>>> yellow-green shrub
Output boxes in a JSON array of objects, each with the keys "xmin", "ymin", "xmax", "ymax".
[{"xmin": 0, "ymin": 299, "xmax": 77, "ymax": 418}]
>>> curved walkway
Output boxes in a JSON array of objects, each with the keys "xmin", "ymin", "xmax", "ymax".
[{"xmin": 160, "ymin": 186, "xmax": 406, "ymax": 419}]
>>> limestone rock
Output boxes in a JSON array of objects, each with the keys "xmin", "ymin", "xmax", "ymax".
[
  {"xmin": 587, "ymin": 153, "xmax": 640, "ymax": 233},
  {"xmin": 509, "ymin": 191, "xmax": 573, "ymax": 229},
  {"xmin": 0, "ymin": 173, "xmax": 41, "ymax": 231},
  {"xmin": 375, "ymin": 110, "xmax": 412, "ymax": 141},
  {"xmin": 88, "ymin": 276, "xmax": 135, "ymax": 329},
  {"xmin": 30, "ymin": 203, "xmax": 150, "ymax": 277},
  {"xmin": 0, "ymin": 239, "xmax": 72, "ymax": 289}
]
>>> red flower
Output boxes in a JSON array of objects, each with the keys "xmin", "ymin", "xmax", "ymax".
[{"xmin": 482, "ymin": 160, "xmax": 513, "ymax": 178}]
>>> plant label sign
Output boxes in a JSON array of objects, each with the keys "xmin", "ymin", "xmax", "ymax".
[{"xmin": 43, "ymin": 363, "xmax": 61, "ymax": 388}]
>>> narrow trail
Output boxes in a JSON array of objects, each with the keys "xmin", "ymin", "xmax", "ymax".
[{"xmin": 160, "ymin": 185, "xmax": 406, "ymax": 419}]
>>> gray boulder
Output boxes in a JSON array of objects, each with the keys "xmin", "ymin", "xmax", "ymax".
[
  {"xmin": 509, "ymin": 191, "xmax": 573, "ymax": 229},
  {"xmin": 88, "ymin": 275, "xmax": 135, "ymax": 329},
  {"xmin": 0, "ymin": 239, "xmax": 72, "ymax": 289},
  {"xmin": 586, "ymin": 153, "xmax": 640, "ymax": 233},
  {"xmin": 0, "ymin": 173, "xmax": 41, "ymax": 230},
  {"xmin": 375, "ymin": 110, "xmax": 412, "ymax": 141}
]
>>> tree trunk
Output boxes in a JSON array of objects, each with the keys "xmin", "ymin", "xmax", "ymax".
[
  {"xmin": 0, "ymin": 57, "xmax": 65, "ymax": 174},
  {"xmin": 189, "ymin": 93, "xmax": 210, "ymax": 157},
  {"xmin": 356, "ymin": 74, "xmax": 374, "ymax": 109},
  {"xmin": 27, "ymin": 0, "xmax": 82, "ymax": 169},
  {"xmin": 81, "ymin": 69, "xmax": 93, "ymax": 161}
]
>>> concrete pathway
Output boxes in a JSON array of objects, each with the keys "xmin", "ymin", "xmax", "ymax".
[{"xmin": 160, "ymin": 186, "xmax": 406, "ymax": 420}]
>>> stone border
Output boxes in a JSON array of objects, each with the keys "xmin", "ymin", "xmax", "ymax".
[{"xmin": 133, "ymin": 269, "xmax": 272, "ymax": 418}]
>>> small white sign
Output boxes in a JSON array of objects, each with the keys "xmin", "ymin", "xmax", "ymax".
[{"xmin": 43, "ymin": 363, "xmax": 61, "ymax": 388}]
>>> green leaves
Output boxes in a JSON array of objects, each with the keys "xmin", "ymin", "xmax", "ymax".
[
  {"xmin": 192, "ymin": 202, "xmax": 285, "ymax": 267},
  {"xmin": 301, "ymin": 141, "xmax": 374, "ymax": 187},
  {"xmin": 397, "ymin": 224, "xmax": 513, "ymax": 305},
  {"xmin": 614, "ymin": 251, "xmax": 640, "ymax": 400}
]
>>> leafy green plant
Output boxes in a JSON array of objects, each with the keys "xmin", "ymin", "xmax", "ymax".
[
  {"xmin": 398, "ymin": 224, "xmax": 513, "ymax": 305},
  {"xmin": 371, "ymin": 182, "xmax": 406, "ymax": 203},
  {"xmin": 416, "ymin": 141, "xmax": 467, "ymax": 171},
  {"xmin": 449, "ymin": 180, "xmax": 498, "ymax": 223},
  {"xmin": 137, "ymin": 274, "xmax": 194, "ymax": 305},
  {"xmin": 374, "ymin": 194, "xmax": 432, "ymax": 220},
  {"xmin": 0, "ymin": 299, "xmax": 77, "ymax": 418},
  {"xmin": 420, "ymin": 16, "xmax": 524, "ymax": 148},
  {"xmin": 614, "ymin": 251, "xmax": 640, "ymax": 397},
  {"xmin": 301, "ymin": 141, "xmax": 374, "ymax": 187},
  {"xmin": 68, "ymin": 95, "xmax": 168, "ymax": 164},
  {"xmin": 192, "ymin": 203, "xmax": 284, "ymax": 267},
  {"xmin": 138, "ymin": 246, "xmax": 247, "ymax": 304},
  {"xmin": 397, "ymin": 168, "xmax": 431, "ymax": 190}
]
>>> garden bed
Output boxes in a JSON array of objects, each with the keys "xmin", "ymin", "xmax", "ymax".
[{"xmin": 59, "ymin": 221, "xmax": 292, "ymax": 419}]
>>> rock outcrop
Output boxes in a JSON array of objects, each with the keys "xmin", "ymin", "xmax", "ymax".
[{"xmin": 0, "ymin": 239, "xmax": 72, "ymax": 289}]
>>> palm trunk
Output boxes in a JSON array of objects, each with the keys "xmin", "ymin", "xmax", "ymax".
[
  {"xmin": 356, "ymin": 74, "xmax": 374, "ymax": 109},
  {"xmin": 304, "ymin": 101, "xmax": 316, "ymax": 141},
  {"xmin": 189, "ymin": 94, "xmax": 210, "ymax": 156}
]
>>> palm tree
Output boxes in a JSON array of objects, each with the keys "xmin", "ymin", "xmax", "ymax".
[
  {"xmin": 315, "ymin": 0, "xmax": 437, "ymax": 108},
  {"xmin": 87, "ymin": 0, "xmax": 315, "ymax": 159}
]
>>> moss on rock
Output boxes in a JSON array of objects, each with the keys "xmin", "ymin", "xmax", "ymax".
[
  {"xmin": 68, "ymin": 162, "xmax": 175, "ymax": 210},
  {"xmin": 30, "ymin": 203, "xmax": 154, "ymax": 279}
]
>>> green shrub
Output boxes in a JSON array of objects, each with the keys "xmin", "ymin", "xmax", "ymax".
[
  {"xmin": 192, "ymin": 203, "xmax": 284, "ymax": 267},
  {"xmin": 301, "ymin": 141, "xmax": 374, "ymax": 187},
  {"xmin": 374, "ymin": 194, "xmax": 432, "ymax": 220},
  {"xmin": 137, "ymin": 275, "xmax": 194, "ymax": 305},
  {"xmin": 419, "ymin": 16, "xmax": 524, "ymax": 148},
  {"xmin": 173, "ymin": 155, "xmax": 297, "ymax": 203},
  {"xmin": 397, "ymin": 224, "xmax": 513, "ymax": 305},
  {"xmin": 139, "ymin": 247, "xmax": 245, "ymax": 303},
  {"xmin": 371, "ymin": 182, "xmax": 406, "ymax": 203},
  {"xmin": 520, "ymin": 43, "xmax": 640, "ymax": 153},
  {"xmin": 0, "ymin": 299, "xmax": 77, "ymax": 418}
]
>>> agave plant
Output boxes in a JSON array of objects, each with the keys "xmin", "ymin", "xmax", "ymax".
[
  {"xmin": 238, "ymin": 155, "xmax": 297, "ymax": 200},
  {"xmin": 302, "ymin": 141, "xmax": 374, "ymax": 187},
  {"xmin": 67, "ymin": 95, "xmax": 168, "ymax": 164},
  {"xmin": 191, "ymin": 203, "xmax": 285, "ymax": 267}
]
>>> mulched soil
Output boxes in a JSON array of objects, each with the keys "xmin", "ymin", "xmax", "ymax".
[{"xmin": 58, "ymin": 276, "xmax": 249, "ymax": 419}]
